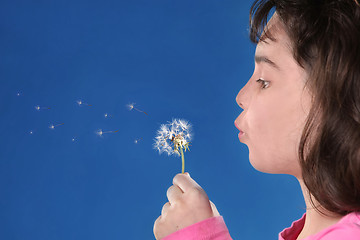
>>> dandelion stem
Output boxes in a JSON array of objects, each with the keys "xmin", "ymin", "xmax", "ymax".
[{"xmin": 180, "ymin": 146, "xmax": 185, "ymax": 174}]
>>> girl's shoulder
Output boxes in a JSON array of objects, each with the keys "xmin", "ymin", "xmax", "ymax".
[
  {"xmin": 328, "ymin": 212, "xmax": 360, "ymax": 235},
  {"xmin": 315, "ymin": 212, "xmax": 360, "ymax": 240},
  {"xmin": 340, "ymin": 211, "xmax": 360, "ymax": 225},
  {"xmin": 280, "ymin": 212, "xmax": 360, "ymax": 240}
]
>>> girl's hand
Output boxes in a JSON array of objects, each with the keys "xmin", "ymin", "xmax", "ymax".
[{"xmin": 153, "ymin": 173, "xmax": 220, "ymax": 240}]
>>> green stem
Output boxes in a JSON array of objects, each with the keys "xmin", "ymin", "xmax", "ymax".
[{"xmin": 180, "ymin": 147, "xmax": 185, "ymax": 174}]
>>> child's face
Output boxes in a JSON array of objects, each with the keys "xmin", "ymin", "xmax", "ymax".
[{"xmin": 235, "ymin": 15, "xmax": 312, "ymax": 178}]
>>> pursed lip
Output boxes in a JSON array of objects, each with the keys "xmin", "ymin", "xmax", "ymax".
[{"xmin": 234, "ymin": 118, "xmax": 244, "ymax": 134}]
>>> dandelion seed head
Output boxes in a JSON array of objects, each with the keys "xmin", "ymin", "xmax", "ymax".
[{"xmin": 153, "ymin": 118, "xmax": 192, "ymax": 157}]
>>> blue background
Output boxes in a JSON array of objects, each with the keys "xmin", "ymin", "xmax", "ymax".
[{"xmin": 0, "ymin": 0, "xmax": 305, "ymax": 239}]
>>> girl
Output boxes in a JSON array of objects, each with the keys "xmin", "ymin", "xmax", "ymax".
[{"xmin": 154, "ymin": 0, "xmax": 360, "ymax": 239}]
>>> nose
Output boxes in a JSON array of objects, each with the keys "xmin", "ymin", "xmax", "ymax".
[
  {"xmin": 236, "ymin": 93, "xmax": 245, "ymax": 110},
  {"xmin": 236, "ymin": 81, "xmax": 249, "ymax": 110}
]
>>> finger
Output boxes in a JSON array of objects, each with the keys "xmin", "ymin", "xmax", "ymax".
[
  {"xmin": 166, "ymin": 185, "xmax": 183, "ymax": 203},
  {"xmin": 210, "ymin": 200, "xmax": 220, "ymax": 216},
  {"xmin": 173, "ymin": 173, "xmax": 201, "ymax": 193},
  {"xmin": 153, "ymin": 216, "xmax": 162, "ymax": 240},
  {"xmin": 161, "ymin": 202, "xmax": 171, "ymax": 217}
]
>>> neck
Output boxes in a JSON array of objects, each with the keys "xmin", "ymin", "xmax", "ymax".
[{"xmin": 296, "ymin": 179, "xmax": 343, "ymax": 240}]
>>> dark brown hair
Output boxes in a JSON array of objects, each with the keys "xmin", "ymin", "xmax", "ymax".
[{"xmin": 249, "ymin": 0, "xmax": 360, "ymax": 215}]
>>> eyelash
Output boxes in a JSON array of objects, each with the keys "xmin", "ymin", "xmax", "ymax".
[{"xmin": 256, "ymin": 78, "xmax": 270, "ymax": 89}]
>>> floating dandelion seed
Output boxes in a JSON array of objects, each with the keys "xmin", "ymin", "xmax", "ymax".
[
  {"xmin": 153, "ymin": 119, "xmax": 192, "ymax": 173},
  {"xmin": 76, "ymin": 99, "xmax": 92, "ymax": 107},
  {"xmin": 134, "ymin": 138, "xmax": 143, "ymax": 144},
  {"xmin": 96, "ymin": 129, "xmax": 119, "ymax": 137},
  {"xmin": 126, "ymin": 102, "xmax": 148, "ymax": 115},
  {"xmin": 72, "ymin": 137, "xmax": 76, "ymax": 142},
  {"xmin": 29, "ymin": 130, "xmax": 34, "ymax": 135},
  {"xmin": 35, "ymin": 105, "xmax": 50, "ymax": 111},
  {"xmin": 17, "ymin": 92, "xmax": 21, "ymax": 96},
  {"xmin": 104, "ymin": 113, "xmax": 112, "ymax": 118},
  {"xmin": 49, "ymin": 123, "xmax": 64, "ymax": 129}
]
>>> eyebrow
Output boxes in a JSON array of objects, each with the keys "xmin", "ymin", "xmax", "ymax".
[{"xmin": 255, "ymin": 55, "xmax": 280, "ymax": 70}]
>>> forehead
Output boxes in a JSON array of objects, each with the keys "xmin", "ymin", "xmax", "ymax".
[{"xmin": 255, "ymin": 15, "xmax": 293, "ymax": 65}]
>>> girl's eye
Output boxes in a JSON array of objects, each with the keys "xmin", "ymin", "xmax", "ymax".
[{"xmin": 256, "ymin": 78, "xmax": 270, "ymax": 89}]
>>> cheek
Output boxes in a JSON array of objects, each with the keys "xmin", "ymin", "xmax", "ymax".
[{"xmin": 245, "ymin": 92, "xmax": 307, "ymax": 175}]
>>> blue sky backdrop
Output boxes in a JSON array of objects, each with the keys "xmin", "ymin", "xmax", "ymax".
[{"xmin": 1, "ymin": 0, "xmax": 305, "ymax": 239}]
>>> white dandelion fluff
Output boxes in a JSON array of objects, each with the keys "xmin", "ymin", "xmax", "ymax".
[
  {"xmin": 96, "ymin": 129, "xmax": 118, "ymax": 137},
  {"xmin": 154, "ymin": 118, "xmax": 192, "ymax": 173},
  {"xmin": 104, "ymin": 113, "xmax": 113, "ymax": 118},
  {"xmin": 126, "ymin": 103, "xmax": 134, "ymax": 111},
  {"xmin": 76, "ymin": 99, "xmax": 92, "ymax": 107},
  {"xmin": 126, "ymin": 102, "xmax": 148, "ymax": 115},
  {"xmin": 35, "ymin": 105, "xmax": 50, "ymax": 111},
  {"xmin": 49, "ymin": 123, "xmax": 64, "ymax": 129},
  {"xmin": 96, "ymin": 129, "xmax": 103, "ymax": 136}
]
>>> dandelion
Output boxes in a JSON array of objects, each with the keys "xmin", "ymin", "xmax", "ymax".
[
  {"xmin": 153, "ymin": 119, "xmax": 192, "ymax": 173},
  {"xmin": 126, "ymin": 102, "xmax": 148, "ymax": 115},
  {"xmin": 35, "ymin": 105, "xmax": 50, "ymax": 111},
  {"xmin": 96, "ymin": 129, "xmax": 119, "ymax": 137},
  {"xmin": 49, "ymin": 123, "xmax": 64, "ymax": 129},
  {"xmin": 76, "ymin": 99, "xmax": 92, "ymax": 107}
]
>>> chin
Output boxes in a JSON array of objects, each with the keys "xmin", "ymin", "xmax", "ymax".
[
  {"xmin": 248, "ymin": 155, "xmax": 288, "ymax": 175},
  {"xmin": 248, "ymin": 155, "xmax": 271, "ymax": 173}
]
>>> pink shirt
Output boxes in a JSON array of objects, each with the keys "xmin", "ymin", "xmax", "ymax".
[
  {"xmin": 162, "ymin": 216, "xmax": 232, "ymax": 240},
  {"xmin": 280, "ymin": 212, "xmax": 360, "ymax": 240},
  {"xmin": 162, "ymin": 212, "xmax": 360, "ymax": 240}
]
